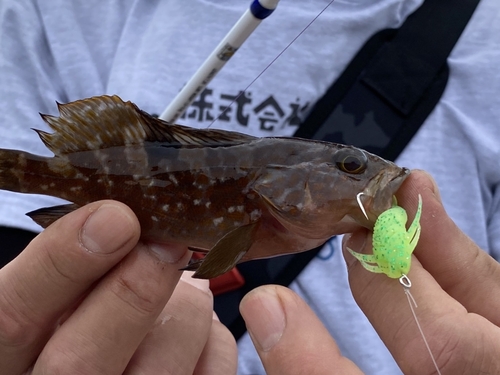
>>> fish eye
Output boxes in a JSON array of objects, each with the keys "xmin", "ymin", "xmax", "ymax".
[{"xmin": 333, "ymin": 148, "xmax": 368, "ymax": 174}]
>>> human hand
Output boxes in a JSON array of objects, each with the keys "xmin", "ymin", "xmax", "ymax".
[
  {"xmin": 239, "ymin": 170, "xmax": 500, "ymax": 374},
  {"xmin": 0, "ymin": 200, "xmax": 237, "ymax": 375}
]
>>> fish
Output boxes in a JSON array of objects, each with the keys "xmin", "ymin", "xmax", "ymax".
[{"xmin": 0, "ymin": 95, "xmax": 409, "ymax": 278}]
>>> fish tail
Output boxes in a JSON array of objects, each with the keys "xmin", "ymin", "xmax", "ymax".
[{"xmin": 0, "ymin": 148, "xmax": 51, "ymax": 194}]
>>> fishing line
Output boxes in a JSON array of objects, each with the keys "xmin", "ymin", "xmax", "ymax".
[
  {"xmin": 354, "ymin": 195, "xmax": 441, "ymax": 373},
  {"xmin": 207, "ymin": 0, "xmax": 336, "ymax": 129},
  {"xmin": 400, "ymin": 275, "xmax": 442, "ymax": 375},
  {"xmin": 190, "ymin": 0, "xmax": 443, "ymax": 371}
]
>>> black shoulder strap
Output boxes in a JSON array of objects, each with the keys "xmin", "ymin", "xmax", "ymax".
[
  {"xmin": 296, "ymin": 0, "xmax": 480, "ymax": 159},
  {"xmin": 214, "ymin": 0, "xmax": 480, "ymax": 340}
]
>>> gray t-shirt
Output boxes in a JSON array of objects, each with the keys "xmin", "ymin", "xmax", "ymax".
[{"xmin": 1, "ymin": 1, "xmax": 499, "ymax": 374}]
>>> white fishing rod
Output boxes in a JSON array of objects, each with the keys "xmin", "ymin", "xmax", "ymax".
[{"xmin": 159, "ymin": 0, "xmax": 280, "ymax": 123}]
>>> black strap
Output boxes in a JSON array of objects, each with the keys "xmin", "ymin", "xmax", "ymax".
[
  {"xmin": 297, "ymin": 0, "xmax": 480, "ymax": 159},
  {"xmin": 214, "ymin": 0, "xmax": 480, "ymax": 340}
]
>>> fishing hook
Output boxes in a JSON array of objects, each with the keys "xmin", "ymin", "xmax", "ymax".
[{"xmin": 356, "ymin": 192, "xmax": 369, "ymax": 221}]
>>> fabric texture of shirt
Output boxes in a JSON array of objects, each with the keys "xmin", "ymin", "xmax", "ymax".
[{"xmin": 1, "ymin": 1, "xmax": 499, "ymax": 374}]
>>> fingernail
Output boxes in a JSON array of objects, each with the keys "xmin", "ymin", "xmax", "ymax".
[
  {"xmin": 80, "ymin": 204, "xmax": 135, "ymax": 254},
  {"xmin": 240, "ymin": 287, "xmax": 285, "ymax": 352},
  {"xmin": 180, "ymin": 271, "xmax": 211, "ymax": 293},
  {"xmin": 342, "ymin": 230, "xmax": 368, "ymax": 267},
  {"xmin": 148, "ymin": 242, "xmax": 187, "ymax": 264}
]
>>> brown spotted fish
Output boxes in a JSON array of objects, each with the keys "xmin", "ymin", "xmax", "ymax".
[{"xmin": 0, "ymin": 95, "xmax": 409, "ymax": 278}]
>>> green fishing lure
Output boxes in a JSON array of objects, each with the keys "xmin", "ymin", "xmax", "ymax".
[
  {"xmin": 348, "ymin": 195, "xmax": 422, "ymax": 278},
  {"xmin": 348, "ymin": 195, "xmax": 442, "ymax": 374}
]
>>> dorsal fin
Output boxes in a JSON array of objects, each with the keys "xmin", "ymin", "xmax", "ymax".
[{"xmin": 36, "ymin": 95, "xmax": 256, "ymax": 156}]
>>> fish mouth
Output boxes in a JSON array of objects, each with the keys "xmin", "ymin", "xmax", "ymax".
[{"xmin": 363, "ymin": 167, "xmax": 410, "ymax": 221}]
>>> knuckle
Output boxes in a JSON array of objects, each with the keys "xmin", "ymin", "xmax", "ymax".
[
  {"xmin": 110, "ymin": 273, "xmax": 162, "ymax": 317},
  {"xmin": 42, "ymin": 243, "xmax": 82, "ymax": 286},
  {"xmin": 38, "ymin": 346, "xmax": 100, "ymax": 375},
  {"xmin": 0, "ymin": 304, "xmax": 40, "ymax": 349},
  {"xmin": 176, "ymin": 279, "xmax": 213, "ymax": 316}
]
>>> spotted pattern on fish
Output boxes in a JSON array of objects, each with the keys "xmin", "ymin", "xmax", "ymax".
[{"xmin": 0, "ymin": 95, "xmax": 410, "ymax": 278}]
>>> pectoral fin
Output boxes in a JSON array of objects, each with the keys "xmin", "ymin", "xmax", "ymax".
[
  {"xmin": 188, "ymin": 221, "xmax": 259, "ymax": 279},
  {"xmin": 27, "ymin": 204, "xmax": 80, "ymax": 228}
]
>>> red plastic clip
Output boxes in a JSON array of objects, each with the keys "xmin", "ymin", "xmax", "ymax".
[{"xmin": 190, "ymin": 252, "xmax": 245, "ymax": 295}]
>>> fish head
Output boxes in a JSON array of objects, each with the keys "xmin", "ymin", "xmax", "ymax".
[
  {"xmin": 327, "ymin": 145, "xmax": 410, "ymax": 227},
  {"xmin": 356, "ymin": 156, "xmax": 410, "ymax": 223},
  {"xmin": 253, "ymin": 141, "xmax": 410, "ymax": 240}
]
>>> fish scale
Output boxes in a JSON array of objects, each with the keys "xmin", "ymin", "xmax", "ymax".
[{"xmin": 0, "ymin": 95, "xmax": 410, "ymax": 278}]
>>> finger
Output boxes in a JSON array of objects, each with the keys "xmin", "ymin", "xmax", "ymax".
[
  {"xmin": 32, "ymin": 241, "xmax": 190, "ymax": 375},
  {"xmin": 345, "ymin": 237, "xmax": 500, "ymax": 374},
  {"xmin": 123, "ymin": 273, "xmax": 216, "ymax": 375},
  {"xmin": 344, "ymin": 170, "xmax": 500, "ymax": 374},
  {"xmin": 0, "ymin": 200, "xmax": 140, "ymax": 374},
  {"xmin": 396, "ymin": 170, "xmax": 500, "ymax": 324},
  {"xmin": 193, "ymin": 312, "xmax": 238, "ymax": 375},
  {"xmin": 240, "ymin": 285, "xmax": 363, "ymax": 375},
  {"xmin": 344, "ymin": 231, "xmax": 459, "ymax": 374}
]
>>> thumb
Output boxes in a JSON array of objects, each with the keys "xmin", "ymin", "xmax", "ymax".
[{"xmin": 240, "ymin": 285, "xmax": 362, "ymax": 375}]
